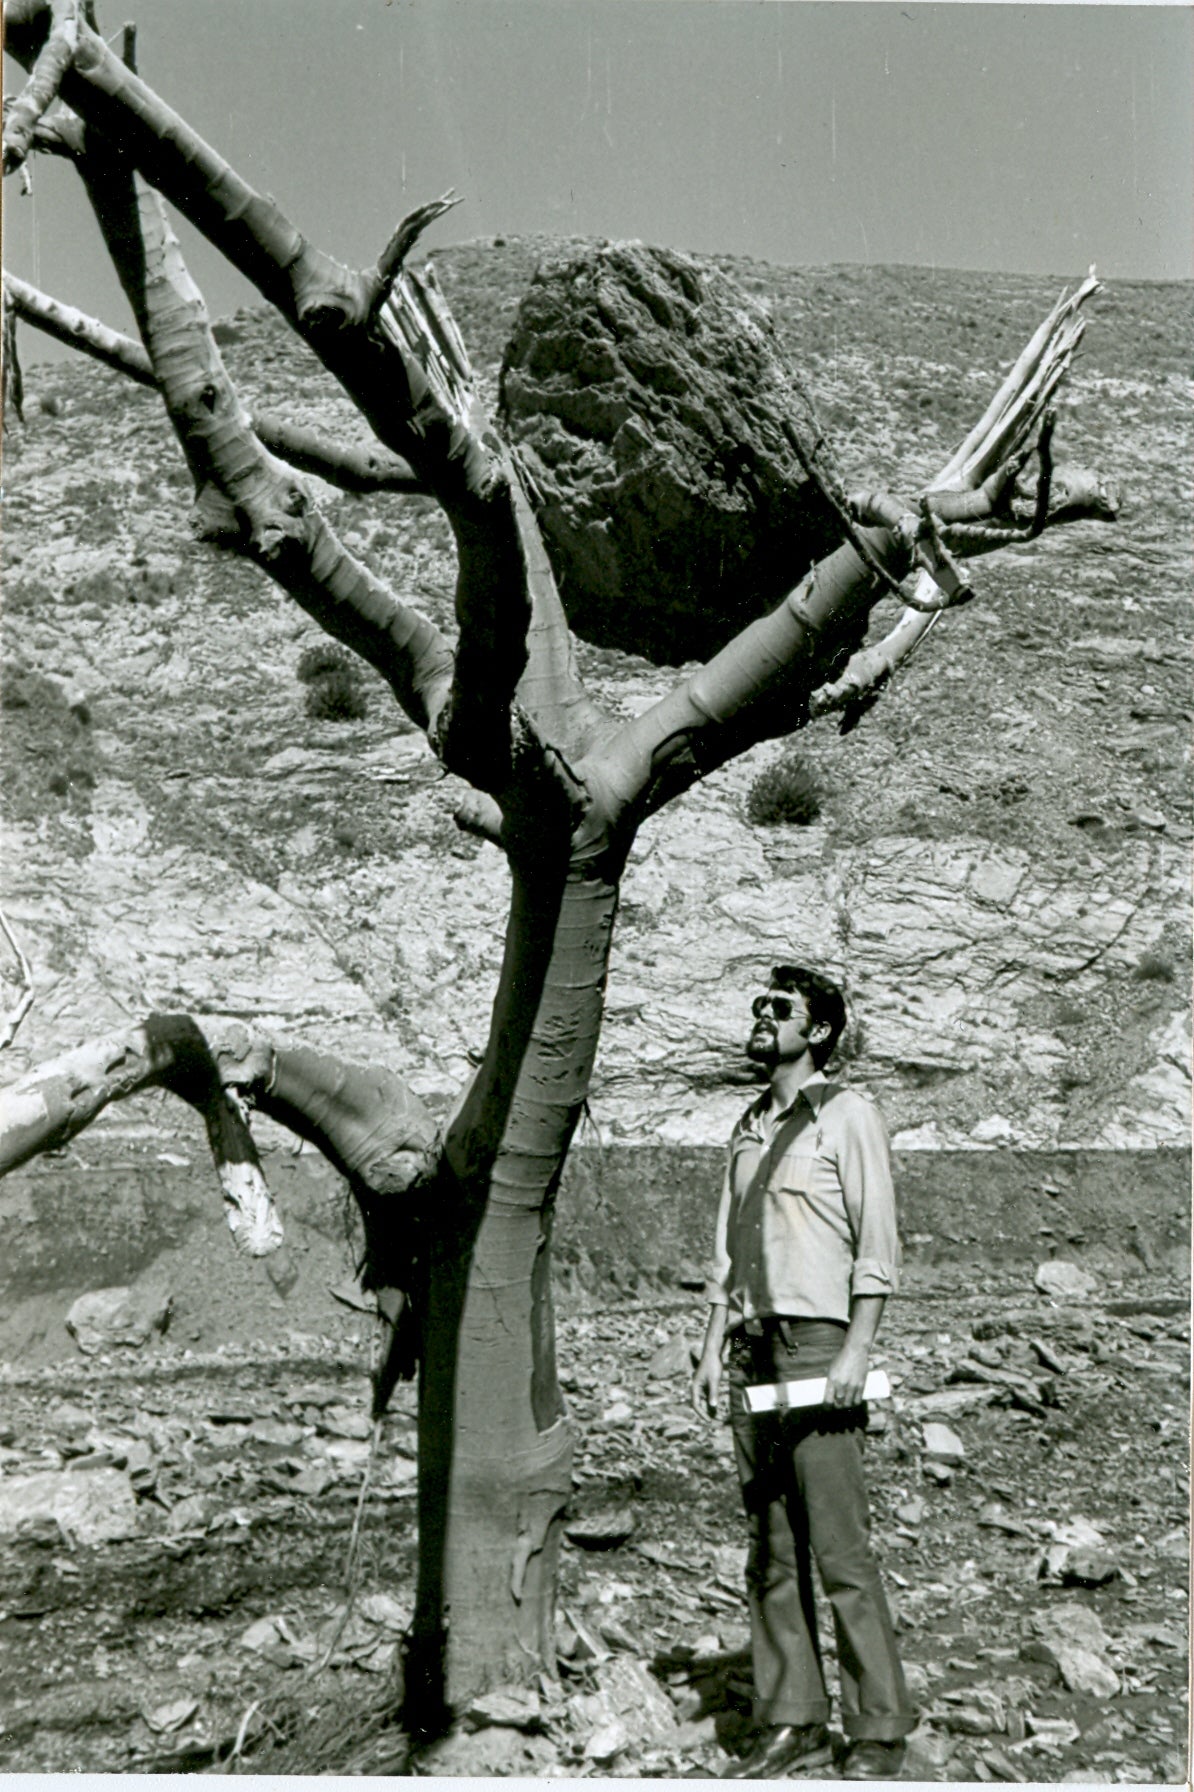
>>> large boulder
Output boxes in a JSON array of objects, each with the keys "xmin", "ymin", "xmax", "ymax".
[{"xmin": 500, "ymin": 242, "xmax": 844, "ymax": 664}]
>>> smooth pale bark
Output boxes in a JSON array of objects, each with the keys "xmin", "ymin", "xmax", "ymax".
[
  {"xmin": 3, "ymin": 273, "xmax": 429, "ymax": 493},
  {"xmin": 79, "ymin": 173, "xmax": 454, "ymax": 734},
  {"xmin": 0, "ymin": 1019, "xmax": 280, "ymax": 1254},
  {"xmin": 0, "ymin": 1027, "xmax": 169, "ymax": 1171},
  {"xmin": 578, "ymin": 529, "xmax": 908, "ymax": 841},
  {"xmin": 409, "ymin": 867, "xmax": 617, "ymax": 1712},
  {"xmin": 2, "ymin": 0, "xmax": 77, "ymax": 173},
  {"xmin": 3, "ymin": 272, "xmax": 157, "ymax": 385},
  {"xmin": 0, "ymin": 1017, "xmax": 436, "ymax": 1273}
]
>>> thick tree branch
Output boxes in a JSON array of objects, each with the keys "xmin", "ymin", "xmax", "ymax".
[
  {"xmin": 3, "ymin": 272, "xmax": 430, "ymax": 493},
  {"xmin": 582, "ymin": 271, "xmax": 1111, "ymax": 826},
  {"xmin": 254, "ymin": 1043, "xmax": 438, "ymax": 1200},
  {"xmin": 246, "ymin": 412, "xmax": 425, "ymax": 495},
  {"xmin": 74, "ymin": 154, "xmax": 453, "ymax": 731},
  {"xmin": 2, "ymin": 0, "xmax": 78, "ymax": 174},
  {"xmin": 0, "ymin": 1018, "xmax": 281, "ymax": 1253},
  {"xmin": 4, "ymin": 269, "xmax": 156, "ymax": 383},
  {"xmin": 509, "ymin": 461, "xmax": 610, "ymax": 763},
  {"xmin": 574, "ymin": 527, "xmax": 909, "ymax": 861},
  {"xmin": 0, "ymin": 1017, "xmax": 439, "ymax": 1273},
  {"xmin": 7, "ymin": 4, "xmax": 371, "ymax": 335},
  {"xmin": 4, "ymin": 3, "xmax": 603, "ymax": 772}
]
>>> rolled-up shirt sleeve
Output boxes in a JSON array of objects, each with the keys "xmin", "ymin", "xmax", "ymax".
[
  {"xmin": 837, "ymin": 1094, "xmax": 902, "ymax": 1297},
  {"xmin": 705, "ymin": 1156, "xmax": 733, "ymax": 1306}
]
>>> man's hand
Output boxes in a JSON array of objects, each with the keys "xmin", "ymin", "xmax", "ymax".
[
  {"xmin": 824, "ymin": 1337, "xmax": 871, "ymax": 1408},
  {"xmin": 692, "ymin": 1351, "xmax": 722, "ymax": 1418}
]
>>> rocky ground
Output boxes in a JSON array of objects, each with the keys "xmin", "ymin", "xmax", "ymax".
[{"xmin": 0, "ymin": 1262, "xmax": 1187, "ymax": 1780}]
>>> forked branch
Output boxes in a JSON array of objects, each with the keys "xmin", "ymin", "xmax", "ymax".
[
  {"xmin": 808, "ymin": 272, "xmax": 1112, "ymax": 726},
  {"xmin": 5, "ymin": 0, "xmax": 606, "ymax": 781},
  {"xmin": 592, "ymin": 270, "xmax": 1113, "ymax": 815},
  {"xmin": 3, "ymin": 272, "xmax": 430, "ymax": 494},
  {"xmin": 0, "ymin": 1015, "xmax": 439, "ymax": 1267},
  {"xmin": 77, "ymin": 158, "xmax": 454, "ymax": 731},
  {"xmin": 2, "ymin": 0, "xmax": 78, "ymax": 173}
]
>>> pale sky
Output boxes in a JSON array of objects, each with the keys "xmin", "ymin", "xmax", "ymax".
[{"xmin": 4, "ymin": 2, "xmax": 1191, "ymax": 361}]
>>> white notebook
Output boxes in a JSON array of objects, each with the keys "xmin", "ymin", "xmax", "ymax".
[{"xmin": 745, "ymin": 1369, "xmax": 891, "ymax": 1413}]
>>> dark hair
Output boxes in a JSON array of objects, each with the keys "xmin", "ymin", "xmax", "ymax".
[{"xmin": 770, "ymin": 964, "xmax": 847, "ymax": 1070}]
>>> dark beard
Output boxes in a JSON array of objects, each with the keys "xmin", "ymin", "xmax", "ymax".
[{"xmin": 745, "ymin": 1025, "xmax": 777, "ymax": 1064}]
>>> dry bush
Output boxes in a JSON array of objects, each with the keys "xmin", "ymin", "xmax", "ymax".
[{"xmin": 745, "ymin": 752, "xmax": 821, "ymax": 827}]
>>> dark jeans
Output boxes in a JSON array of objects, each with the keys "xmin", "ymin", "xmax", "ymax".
[{"xmin": 727, "ymin": 1319, "xmax": 915, "ymax": 1741}]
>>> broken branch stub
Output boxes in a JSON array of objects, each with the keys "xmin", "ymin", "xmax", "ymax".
[
  {"xmin": 500, "ymin": 241, "xmax": 845, "ymax": 664},
  {"xmin": 144, "ymin": 1015, "xmax": 283, "ymax": 1257},
  {"xmin": 808, "ymin": 273, "xmax": 1108, "ymax": 725}
]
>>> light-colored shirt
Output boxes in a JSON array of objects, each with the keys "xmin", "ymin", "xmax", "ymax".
[{"xmin": 706, "ymin": 1071, "xmax": 901, "ymax": 1326}]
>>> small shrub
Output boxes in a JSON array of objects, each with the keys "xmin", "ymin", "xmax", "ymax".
[
  {"xmin": 297, "ymin": 641, "xmax": 370, "ymax": 723},
  {"xmin": 332, "ymin": 817, "xmax": 363, "ymax": 853},
  {"xmin": 305, "ymin": 669, "xmax": 369, "ymax": 723},
  {"xmin": 745, "ymin": 753, "xmax": 821, "ymax": 827},
  {"xmin": 1133, "ymin": 950, "xmax": 1176, "ymax": 984},
  {"xmin": 297, "ymin": 641, "xmax": 359, "ymax": 684}
]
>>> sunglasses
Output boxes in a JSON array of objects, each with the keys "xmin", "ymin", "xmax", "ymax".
[{"xmin": 751, "ymin": 993, "xmax": 804, "ymax": 1022}]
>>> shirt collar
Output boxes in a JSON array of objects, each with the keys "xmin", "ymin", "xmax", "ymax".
[{"xmin": 743, "ymin": 1070, "xmax": 830, "ymax": 1134}]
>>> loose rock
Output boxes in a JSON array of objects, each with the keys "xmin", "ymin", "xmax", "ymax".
[
  {"xmin": 1034, "ymin": 1261, "xmax": 1098, "ymax": 1301},
  {"xmin": 0, "ymin": 1467, "xmax": 139, "ymax": 1546},
  {"xmin": 565, "ymin": 1504, "xmax": 636, "ymax": 1550},
  {"xmin": 466, "ymin": 1685, "xmax": 541, "ymax": 1732},
  {"xmin": 647, "ymin": 1336, "xmax": 695, "ymax": 1381},
  {"xmin": 922, "ymin": 1422, "xmax": 965, "ymax": 1464},
  {"xmin": 571, "ymin": 1655, "xmax": 678, "ymax": 1750},
  {"xmin": 1025, "ymin": 1603, "xmax": 1120, "ymax": 1699},
  {"xmin": 65, "ymin": 1285, "xmax": 173, "ymax": 1355}
]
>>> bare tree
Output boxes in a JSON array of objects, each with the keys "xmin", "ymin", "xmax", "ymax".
[{"xmin": 0, "ymin": 0, "xmax": 1117, "ymax": 1732}]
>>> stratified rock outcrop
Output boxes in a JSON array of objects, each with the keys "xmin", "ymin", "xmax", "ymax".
[{"xmin": 500, "ymin": 242, "xmax": 844, "ymax": 664}]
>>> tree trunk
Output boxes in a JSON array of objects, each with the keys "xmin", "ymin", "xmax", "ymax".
[{"xmin": 407, "ymin": 866, "xmax": 619, "ymax": 1718}]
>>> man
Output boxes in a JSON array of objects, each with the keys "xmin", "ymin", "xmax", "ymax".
[{"xmin": 692, "ymin": 965, "xmax": 914, "ymax": 1780}]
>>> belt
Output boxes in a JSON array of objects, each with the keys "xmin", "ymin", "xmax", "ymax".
[{"xmin": 740, "ymin": 1316, "xmax": 794, "ymax": 1340}]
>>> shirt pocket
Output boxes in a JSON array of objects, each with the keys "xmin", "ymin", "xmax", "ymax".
[{"xmin": 773, "ymin": 1149, "xmax": 817, "ymax": 1197}]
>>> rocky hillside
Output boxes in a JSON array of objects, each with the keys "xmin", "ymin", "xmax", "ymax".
[{"xmin": 2, "ymin": 241, "xmax": 1190, "ymax": 1167}]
